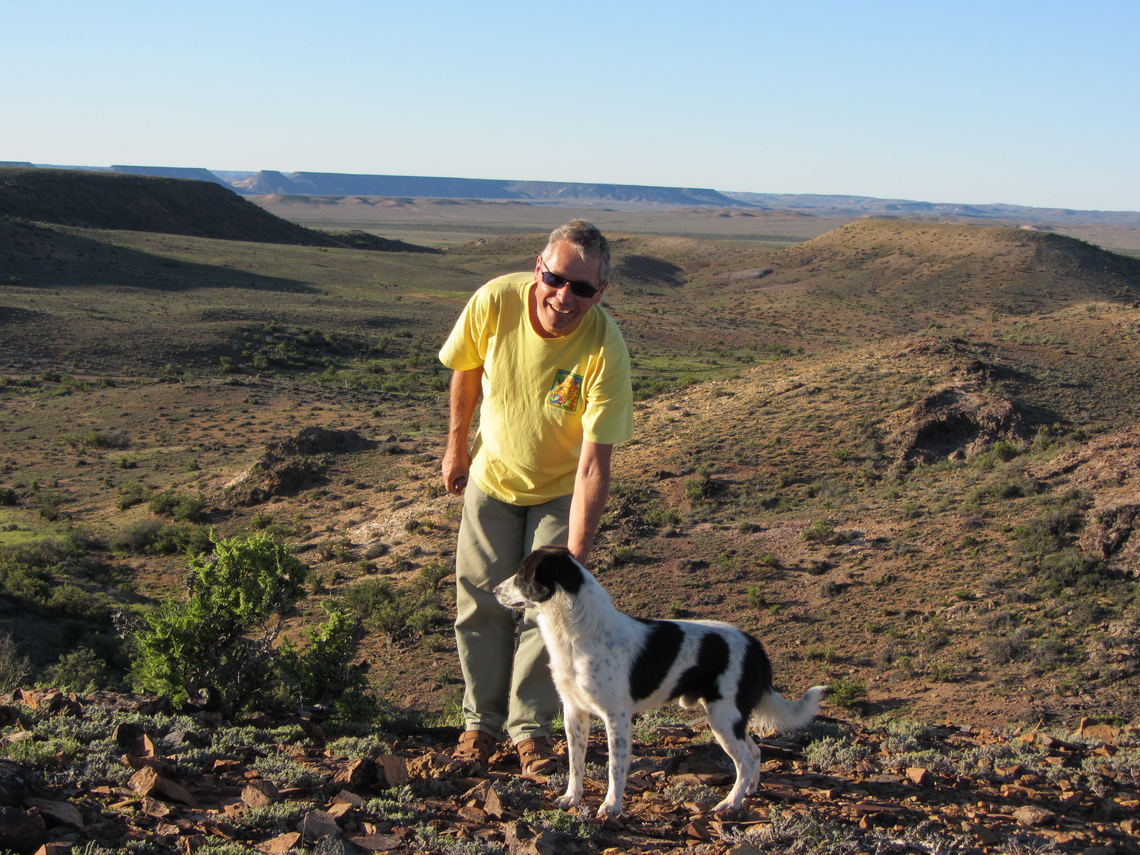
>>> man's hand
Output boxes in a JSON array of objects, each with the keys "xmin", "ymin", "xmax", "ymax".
[{"xmin": 442, "ymin": 447, "xmax": 471, "ymax": 495}]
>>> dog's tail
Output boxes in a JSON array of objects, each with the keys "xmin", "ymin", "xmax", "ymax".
[{"xmin": 751, "ymin": 685, "xmax": 828, "ymax": 734}]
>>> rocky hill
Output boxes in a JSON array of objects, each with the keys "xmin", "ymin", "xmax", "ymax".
[
  {"xmin": 0, "ymin": 168, "xmax": 351, "ymax": 247},
  {"xmin": 719, "ymin": 219, "xmax": 1140, "ymax": 313}
]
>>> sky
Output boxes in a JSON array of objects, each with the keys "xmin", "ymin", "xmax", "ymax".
[{"xmin": 5, "ymin": 0, "xmax": 1138, "ymax": 212}]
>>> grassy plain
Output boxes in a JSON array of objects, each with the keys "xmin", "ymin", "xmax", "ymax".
[{"xmin": 250, "ymin": 193, "xmax": 1140, "ymax": 255}]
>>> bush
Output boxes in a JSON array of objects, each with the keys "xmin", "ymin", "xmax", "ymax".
[
  {"xmin": 0, "ymin": 633, "xmax": 30, "ymax": 692},
  {"xmin": 112, "ymin": 520, "xmax": 212, "ymax": 556},
  {"xmin": 1015, "ymin": 490, "xmax": 1088, "ymax": 557},
  {"xmin": 801, "ymin": 520, "xmax": 837, "ymax": 544},
  {"xmin": 42, "ymin": 647, "xmax": 111, "ymax": 691},
  {"xmin": 344, "ymin": 578, "xmax": 445, "ymax": 643},
  {"xmin": 279, "ymin": 605, "xmax": 372, "ymax": 716},
  {"xmin": 826, "ymin": 676, "xmax": 867, "ymax": 709},
  {"xmin": 148, "ymin": 491, "xmax": 206, "ymax": 522},
  {"xmin": 344, "ymin": 579, "xmax": 414, "ymax": 641},
  {"xmin": 129, "ymin": 532, "xmax": 308, "ymax": 714},
  {"xmin": 1038, "ymin": 548, "xmax": 1110, "ymax": 595},
  {"xmin": 34, "ymin": 491, "xmax": 68, "ymax": 521}
]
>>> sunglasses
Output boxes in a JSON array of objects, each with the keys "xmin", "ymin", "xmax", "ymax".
[{"xmin": 539, "ymin": 258, "xmax": 600, "ymax": 299}]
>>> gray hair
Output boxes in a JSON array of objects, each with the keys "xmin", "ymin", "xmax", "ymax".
[{"xmin": 542, "ymin": 219, "xmax": 611, "ymax": 284}]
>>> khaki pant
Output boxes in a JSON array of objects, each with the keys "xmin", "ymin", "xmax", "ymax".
[{"xmin": 454, "ymin": 481, "xmax": 571, "ymax": 742}]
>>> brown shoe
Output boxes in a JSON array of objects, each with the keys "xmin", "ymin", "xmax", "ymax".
[
  {"xmin": 516, "ymin": 736, "xmax": 564, "ymax": 776},
  {"xmin": 453, "ymin": 729, "xmax": 498, "ymax": 773}
]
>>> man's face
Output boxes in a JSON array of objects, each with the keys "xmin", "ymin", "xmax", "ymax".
[{"xmin": 531, "ymin": 241, "xmax": 608, "ymax": 338}]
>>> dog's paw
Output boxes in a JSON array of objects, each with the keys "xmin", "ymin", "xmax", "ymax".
[
  {"xmin": 554, "ymin": 793, "xmax": 581, "ymax": 810},
  {"xmin": 595, "ymin": 802, "xmax": 622, "ymax": 820},
  {"xmin": 712, "ymin": 798, "xmax": 746, "ymax": 817}
]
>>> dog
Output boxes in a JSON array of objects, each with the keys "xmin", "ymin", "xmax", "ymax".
[{"xmin": 494, "ymin": 545, "xmax": 827, "ymax": 819}]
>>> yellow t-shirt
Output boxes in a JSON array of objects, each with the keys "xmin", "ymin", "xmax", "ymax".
[{"xmin": 439, "ymin": 273, "xmax": 634, "ymax": 505}]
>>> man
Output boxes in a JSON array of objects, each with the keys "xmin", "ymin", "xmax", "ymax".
[{"xmin": 439, "ymin": 220, "xmax": 633, "ymax": 775}]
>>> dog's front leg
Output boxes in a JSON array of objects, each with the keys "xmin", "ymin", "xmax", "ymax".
[
  {"xmin": 554, "ymin": 704, "xmax": 590, "ymax": 810},
  {"xmin": 597, "ymin": 709, "xmax": 633, "ymax": 819}
]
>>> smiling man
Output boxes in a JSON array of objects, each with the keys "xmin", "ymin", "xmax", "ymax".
[{"xmin": 439, "ymin": 220, "xmax": 634, "ymax": 776}]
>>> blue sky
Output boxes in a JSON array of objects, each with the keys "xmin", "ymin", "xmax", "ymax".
[{"xmin": 6, "ymin": 0, "xmax": 1137, "ymax": 211}]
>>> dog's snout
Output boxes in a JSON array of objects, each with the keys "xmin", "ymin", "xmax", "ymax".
[{"xmin": 494, "ymin": 576, "xmax": 522, "ymax": 608}]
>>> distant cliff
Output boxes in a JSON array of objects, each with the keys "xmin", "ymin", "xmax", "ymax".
[
  {"xmin": 723, "ymin": 192, "xmax": 1140, "ymax": 227},
  {"xmin": 231, "ymin": 170, "xmax": 745, "ymax": 207},
  {"xmin": 17, "ymin": 163, "xmax": 1140, "ymax": 226}
]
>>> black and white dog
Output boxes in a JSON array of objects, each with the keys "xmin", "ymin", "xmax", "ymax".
[{"xmin": 494, "ymin": 545, "xmax": 827, "ymax": 819}]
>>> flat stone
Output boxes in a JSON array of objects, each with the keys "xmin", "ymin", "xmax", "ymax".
[
  {"xmin": 1013, "ymin": 805, "xmax": 1055, "ymax": 827},
  {"xmin": 242, "ymin": 780, "xmax": 280, "ymax": 808}
]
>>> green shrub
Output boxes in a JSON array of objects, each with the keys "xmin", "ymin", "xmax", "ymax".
[
  {"xmin": 117, "ymin": 481, "xmax": 148, "ymax": 510},
  {"xmin": 34, "ymin": 491, "xmax": 67, "ymax": 521},
  {"xmin": 644, "ymin": 505, "xmax": 682, "ymax": 528},
  {"xmin": 827, "ymin": 675, "xmax": 867, "ymax": 709},
  {"xmin": 1038, "ymin": 548, "xmax": 1110, "ymax": 595},
  {"xmin": 801, "ymin": 519, "xmax": 837, "ymax": 544},
  {"xmin": 148, "ymin": 491, "xmax": 206, "ymax": 522},
  {"xmin": 112, "ymin": 520, "xmax": 212, "ymax": 556},
  {"xmin": 344, "ymin": 579, "xmax": 416, "ymax": 641},
  {"xmin": 345, "ymin": 575, "xmax": 449, "ymax": 645},
  {"xmin": 41, "ymin": 647, "xmax": 111, "ymax": 691},
  {"xmin": 280, "ymin": 604, "xmax": 371, "ymax": 716},
  {"xmin": 1015, "ymin": 490, "xmax": 1088, "ymax": 558},
  {"xmin": 416, "ymin": 562, "xmax": 451, "ymax": 591},
  {"xmin": 129, "ymin": 532, "xmax": 308, "ymax": 714}
]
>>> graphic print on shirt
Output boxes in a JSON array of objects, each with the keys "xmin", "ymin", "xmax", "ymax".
[{"xmin": 547, "ymin": 369, "xmax": 584, "ymax": 412}]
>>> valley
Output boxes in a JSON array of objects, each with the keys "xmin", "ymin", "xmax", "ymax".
[{"xmin": 1, "ymin": 169, "xmax": 1138, "ymax": 853}]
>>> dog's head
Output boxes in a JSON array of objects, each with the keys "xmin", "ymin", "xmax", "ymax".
[{"xmin": 494, "ymin": 545, "xmax": 587, "ymax": 610}]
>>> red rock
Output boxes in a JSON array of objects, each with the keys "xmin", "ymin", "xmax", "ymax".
[
  {"xmin": 1013, "ymin": 805, "xmax": 1055, "ymax": 827},
  {"xmin": 378, "ymin": 755, "xmax": 408, "ymax": 788},
  {"xmin": 298, "ymin": 809, "xmax": 340, "ymax": 842},
  {"xmin": 335, "ymin": 758, "xmax": 377, "ymax": 789},
  {"xmin": 685, "ymin": 818, "xmax": 713, "ymax": 840},
  {"xmin": 328, "ymin": 802, "xmax": 355, "ymax": 819},
  {"xmin": 332, "ymin": 790, "xmax": 365, "ymax": 807},
  {"xmin": 256, "ymin": 832, "xmax": 302, "ymax": 854},
  {"xmin": 458, "ymin": 805, "xmax": 487, "ymax": 823},
  {"xmin": 128, "ymin": 766, "xmax": 198, "ymax": 808},
  {"xmin": 242, "ymin": 780, "xmax": 280, "ymax": 808},
  {"xmin": 24, "ymin": 797, "xmax": 83, "ymax": 829},
  {"xmin": 1078, "ymin": 720, "xmax": 1119, "ymax": 744},
  {"xmin": 906, "ymin": 767, "xmax": 931, "ymax": 786}
]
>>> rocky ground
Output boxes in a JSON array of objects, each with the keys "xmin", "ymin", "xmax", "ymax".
[{"xmin": 1, "ymin": 688, "xmax": 1137, "ymax": 855}]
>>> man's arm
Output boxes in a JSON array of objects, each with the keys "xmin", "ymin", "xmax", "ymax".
[
  {"xmin": 442, "ymin": 367, "xmax": 482, "ymax": 495},
  {"xmin": 567, "ymin": 441, "xmax": 614, "ymax": 562}
]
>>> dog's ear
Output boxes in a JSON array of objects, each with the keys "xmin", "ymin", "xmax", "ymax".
[
  {"xmin": 519, "ymin": 549, "xmax": 588, "ymax": 601},
  {"xmin": 516, "ymin": 546, "xmax": 585, "ymax": 602}
]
